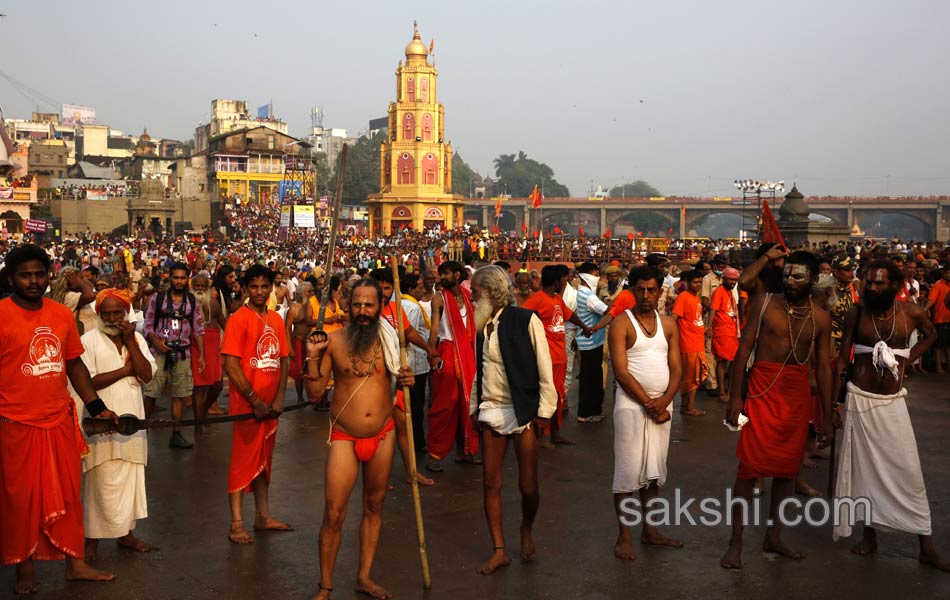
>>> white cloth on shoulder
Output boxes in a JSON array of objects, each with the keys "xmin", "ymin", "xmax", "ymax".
[
  {"xmin": 377, "ymin": 318, "xmax": 403, "ymax": 377},
  {"xmin": 833, "ymin": 382, "xmax": 931, "ymax": 540}
]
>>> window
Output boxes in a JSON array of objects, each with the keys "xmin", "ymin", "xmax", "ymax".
[{"xmin": 268, "ymin": 136, "xmax": 275, "ymax": 150}]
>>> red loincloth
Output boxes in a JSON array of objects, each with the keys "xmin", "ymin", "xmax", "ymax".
[
  {"xmin": 712, "ymin": 334, "xmax": 739, "ymax": 361},
  {"xmin": 288, "ymin": 337, "xmax": 305, "ymax": 381},
  {"xmin": 551, "ymin": 363, "xmax": 567, "ymax": 429},
  {"xmin": 330, "ymin": 418, "xmax": 395, "ymax": 463},
  {"xmin": 0, "ymin": 410, "xmax": 85, "ymax": 564},
  {"xmin": 736, "ymin": 361, "xmax": 810, "ymax": 480},
  {"xmin": 193, "ymin": 327, "xmax": 223, "ymax": 386}
]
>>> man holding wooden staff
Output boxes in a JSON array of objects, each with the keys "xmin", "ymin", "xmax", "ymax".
[{"xmin": 306, "ymin": 277, "xmax": 416, "ymax": 600}]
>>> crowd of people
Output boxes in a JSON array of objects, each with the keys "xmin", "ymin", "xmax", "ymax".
[
  {"xmin": 3, "ymin": 212, "xmax": 950, "ymax": 596},
  {"xmin": 54, "ymin": 182, "xmax": 141, "ymax": 200}
]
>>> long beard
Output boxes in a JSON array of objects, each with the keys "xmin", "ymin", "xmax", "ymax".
[
  {"xmin": 346, "ymin": 317, "xmax": 380, "ymax": 356},
  {"xmin": 97, "ymin": 316, "xmax": 122, "ymax": 336},
  {"xmin": 474, "ymin": 298, "xmax": 495, "ymax": 332},
  {"xmin": 193, "ymin": 289, "xmax": 212, "ymax": 321},
  {"xmin": 864, "ymin": 288, "xmax": 898, "ymax": 313}
]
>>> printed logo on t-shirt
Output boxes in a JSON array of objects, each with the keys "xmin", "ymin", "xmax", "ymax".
[
  {"xmin": 693, "ymin": 306, "xmax": 704, "ymax": 328},
  {"xmin": 22, "ymin": 327, "xmax": 65, "ymax": 377},
  {"xmin": 549, "ymin": 304, "xmax": 565, "ymax": 334},
  {"xmin": 250, "ymin": 325, "xmax": 281, "ymax": 370}
]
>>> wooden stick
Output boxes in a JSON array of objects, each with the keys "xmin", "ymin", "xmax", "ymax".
[
  {"xmin": 313, "ymin": 144, "xmax": 348, "ymax": 333},
  {"xmin": 390, "ymin": 255, "xmax": 432, "ymax": 589}
]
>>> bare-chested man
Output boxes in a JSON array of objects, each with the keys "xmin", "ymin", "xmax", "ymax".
[
  {"xmin": 832, "ymin": 259, "xmax": 950, "ymax": 570},
  {"xmin": 306, "ymin": 278, "xmax": 416, "ymax": 600},
  {"xmin": 191, "ymin": 273, "xmax": 225, "ymax": 438},
  {"xmin": 722, "ymin": 251, "xmax": 834, "ymax": 569},
  {"xmin": 514, "ymin": 270, "xmax": 533, "ymax": 306},
  {"xmin": 286, "ymin": 282, "xmax": 313, "ymax": 403}
]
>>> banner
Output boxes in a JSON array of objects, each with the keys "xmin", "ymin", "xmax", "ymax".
[
  {"xmin": 25, "ymin": 219, "xmax": 47, "ymax": 233},
  {"xmin": 0, "ymin": 187, "xmax": 12, "ymax": 200},
  {"xmin": 87, "ymin": 189, "xmax": 108, "ymax": 201},
  {"xmin": 61, "ymin": 104, "xmax": 96, "ymax": 126},
  {"xmin": 319, "ymin": 196, "xmax": 328, "ymax": 210},
  {"xmin": 279, "ymin": 205, "xmax": 291, "ymax": 228},
  {"xmin": 257, "ymin": 103, "xmax": 271, "ymax": 119},
  {"xmin": 293, "ymin": 205, "xmax": 315, "ymax": 228}
]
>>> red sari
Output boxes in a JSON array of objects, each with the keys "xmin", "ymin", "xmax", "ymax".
[{"xmin": 736, "ymin": 361, "xmax": 810, "ymax": 480}]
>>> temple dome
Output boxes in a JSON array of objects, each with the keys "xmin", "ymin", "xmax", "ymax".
[
  {"xmin": 405, "ymin": 22, "xmax": 428, "ymax": 60},
  {"xmin": 779, "ymin": 184, "xmax": 809, "ymax": 222}
]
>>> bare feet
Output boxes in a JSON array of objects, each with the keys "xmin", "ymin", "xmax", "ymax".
[
  {"xmin": 551, "ymin": 434, "xmax": 575, "ymax": 445},
  {"xmin": 679, "ymin": 408, "xmax": 706, "ymax": 417},
  {"xmin": 801, "ymin": 455, "xmax": 818, "ymax": 469},
  {"xmin": 454, "ymin": 454, "xmax": 483, "ymax": 465},
  {"xmin": 355, "ymin": 577, "xmax": 393, "ymax": 599},
  {"xmin": 406, "ymin": 472, "xmax": 436, "ymax": 486},
  {"xmin": 851, "ymin": 534, "xmax": 878, "ymax": 556},
  {"xmin": 641, "ymin": 531, "xmax": 684, "ymax": 548},
  {"xmin": 117, "ymin": 533, "xmax": 152, "ymax": 553},
  {"xmin": 520, "ymin": 526, "xmax": 536, "ymax": 561},
  {"xmin": 539, "ymin": 440, "xmax": 555, "ymax": 449},
  {"xmin": 614, "ymin": 536, "xmax": 637, "ymax": 561},
  {"xmin": 310, "ymin": 584, "xmax": 332, "ymax": 600},
  {"xmin": 207, "ymin": 402, "xmax": 226, "ymax": 415},
  {"xmin": 762, "ymin": 538, "xmax": 805, "ymax": 560},
  {"xmin": 795, "ymin": 480, "xmax": 824, "ymax": 498},
  {"xmin": 229, "ymin": 520, "xmax": 254, "ymax": 544},
  {"xmin": 477, "ymin": 548, "xmax": 511, "ymax": 575},
  {"xmin": 720, "ymin": 542, "xmax": 742, "ymax": 569},
  {"xmin": 919, "ymin": 550, "xmax": 950, "ymax": 571},
  {"xmin": 64, "ymin": 557, "xmax": 117, "ymax": 583},
  {"xmin": 254, "ymin": 516, "xmax": 294, "ymax": 532},
  {"xmin": 15, "ymin": 560, "xmax": 37, "ymax": 595}
]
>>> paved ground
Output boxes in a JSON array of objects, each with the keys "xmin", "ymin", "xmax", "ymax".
[{"xmin": 6, "ymin": 370, "xmax": 950, "ymax": 599}]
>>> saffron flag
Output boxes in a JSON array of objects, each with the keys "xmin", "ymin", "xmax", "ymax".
[
  {"xmin": 553, "ymin": 225, "xmax": 561, "ymax": 235},
  {"xmin": 760, "ymin": 200, "xmax": 787, "ymax": 250},
  {"xmin": 604, "ymin": 229, "xmax": 612, "ymax": 239},
  {"xmin": 429, "ymin": 38, "xmax": 435, "ymax": 54},
  {"xmin": 529, "ymin": 185, "xmax": 542, "ymax": 209},
  {"xmin": 521, "ymin": 222, "xmax": 528, "ymax": 232},
  {"xmin": 494, "ymin": 196, "xmax": 503, "ymax": 217},
  {"xmin": 578, "ymin": 225, "xmax": 584, "ymax": 237},
  {"xmin": 627, "ymin": 232, "xmax": 634, "ymax": 241}
]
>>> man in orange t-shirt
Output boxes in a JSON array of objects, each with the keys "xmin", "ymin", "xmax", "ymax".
[
  {"xmin": 522, "ymin": 264, "xmax": 591, "ymax": 445},
  {"xmin": 672, "ymin": 270, "xmax": 707, "ymax": 416},
  {"xmin": 929, "ymin": 266, "xmax": 950, "ymax": 372},
  {"xmin": 0, "ymin": 244, "xmax": 118, "ymax": 594},
  {"xmin": 709, "ymin": 268, "xmax": 741, "ymax": 401},
  {"xmin": 221, "ymin": 265, "xmax": 291, "ymax": 544}
]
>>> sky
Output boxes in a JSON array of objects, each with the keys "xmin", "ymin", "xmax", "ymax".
[{"xmin": 2, "ymin": 0, "xmax": 949, "ymax": 198}]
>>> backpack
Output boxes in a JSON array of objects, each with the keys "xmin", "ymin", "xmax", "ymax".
[{"xmin": 153, "ymin": 290, "xmax": 197, "ymax": 333}]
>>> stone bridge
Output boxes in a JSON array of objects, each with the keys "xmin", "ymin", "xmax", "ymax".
[{"xmin": 463, "ymin": 195, "xmax": 950, "ymax": 240}]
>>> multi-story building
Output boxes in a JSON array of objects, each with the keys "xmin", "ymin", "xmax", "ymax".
[
  {"xmin": 206, "ymin": 125, "xmax": 307, "ymax": 204},
  {"xmin": 366, "ymin": 23, "xmax": 464, "ymax": 235},
  {"xmin": 304, "ymin": 107, "xmax": 356, "ymax": 169},
  {"xmin": 28, "ymin": 139, "xmax": 70, "ymax": 179},
  {"xmin": 194, "ymin": 99, "xmax": 289, "ymax": 154}
]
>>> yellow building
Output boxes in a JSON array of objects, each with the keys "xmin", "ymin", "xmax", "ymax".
[{"xmin": 367, "ymin": 22, "xmax": 465, "ymax": 235}]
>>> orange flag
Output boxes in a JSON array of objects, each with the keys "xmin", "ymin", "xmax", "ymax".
[
  {"xmin": 760, "ymin": 200, "xmax": 788, "ymax": 250},
  {"xmin": 529, "ymin": 185, "xmax": 542, "ymax": 209},
  {"xmin": 578, "ymin": 225, "xmax": 584, "ymax": 237},
  {"xmin": 494, "ymin": 196, "xmax": 502, "ymax": 217},
  {"xmin": 429, "ymin": 38, "xmax": 435, "ymax": 54},
  {"xmin": 627, "ymin": 231, "xmax": 634, "ymax": 241}
]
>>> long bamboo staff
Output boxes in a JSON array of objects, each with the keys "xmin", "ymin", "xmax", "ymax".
[
  {"xmin": 390, "ymin": 255, "xmax": 432, "ymax": 589},
  {"xmin": 313, "ymin": 144, "xmax": 348, "ymax": 335}
]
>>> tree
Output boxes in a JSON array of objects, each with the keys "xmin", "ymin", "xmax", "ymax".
[
  {"xmin": 493, "ymin": 150, "xmax": 570, "ymax": 197},
  {"xmin": 609, "ymin": 180, "xmax": 662, "ymax": 198},
  {"xmin": 451, "ymin": 153, "xmax": 479, "ymax": 197},
  {"xmin": 329, "ymin": 131, "xmax": 386, "ymax": 204}
]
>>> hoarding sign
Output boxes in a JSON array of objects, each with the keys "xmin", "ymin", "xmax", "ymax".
[
  {"xmin": 25, "ymin": 219, "xmax": 48, "ymax": 233},
  {"xmin": 294, "ymin": 205, "xmax": 315, "ymax": 228},
  {"xmin": 61, "ymin": 104, "xmax": 96, "ymax": 126}
]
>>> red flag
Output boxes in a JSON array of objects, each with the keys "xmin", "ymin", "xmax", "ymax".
[
  {"xmin": 760, "ymin": 200, "xmax": 788, "ymax": 250},
  {"xmin": 637, "ymin": 231, "xmax": 643, "ymax": 237},
  {"xmin": 553, "ymin": 225, "xmax": 561, "ymax": 234},
  {"xmin": 521, "ymin": 222, "xmax": 527, "ymax": 232},
  {"xmin": 494, "ymin": 196, "xmax": 503, "ymax": 217},
  {"xmin": 533, "ymin": 230, "xmax": 539, "ymax": 239},
  {"xmin": 604, "ymin": 229, "xmax": 611, "ymax": 239},
  {"xmin": 429, "ymin": 38, "xmax": 435, "ymax": 54},
  {"xmin": 578, "ymin": 225, "xmax": 584, "ymax": 237},
  {"xmin": 627, "ymin": 232, "xmax": 634, "ymax": 240},
  {"xmin": 668, "ymin": 227, "xmax": 673, "ymax": 234},
  {"xmin": 407, "ymin": 221, "xmax": 413, "ymax": 229}
]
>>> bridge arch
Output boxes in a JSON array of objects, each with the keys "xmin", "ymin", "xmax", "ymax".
[
  {"xmin": 687, "ymin": 212, "xmax": 743, "ymax": 238},
  {"xmin": 855, "ymin": 211, "xmax": 931, "ymax": 240},
  {"xmin": 607, "ymin": 210, "xmax": 677, "ymax": 237}
]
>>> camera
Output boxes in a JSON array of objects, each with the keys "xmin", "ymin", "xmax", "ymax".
[{"xmin": 165, "ymin": 340, "xmax": 183, "ymax": 368}]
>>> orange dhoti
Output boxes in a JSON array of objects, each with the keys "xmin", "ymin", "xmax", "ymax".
[
  {"xmin": 736, "ymin": 362, "xmax": 810, "ymax": 480},
  {"xmin": 679, "ymin": 352, "xmax": 708, "ymax": 393},
  {"xmin": 427, "ymin": 340, "xmax": 478, "ymax": 459},
  {"xmin": 228, "ymin": 416, "xmax": 278, "ymax": 494},
  {"xmin": 712, "ymin": 332, "xmax": 739, "ymax": 362},
  {"xmin": 288, "ymin": 337, "xmax": 305, "ymax": 381},
  {"xmin": 552, "ymin": 362, "xmax": 567, "ymax": 429},
  {"xmin": 0, "ymin": 411, "xmax": 85, "ymax": 564}
]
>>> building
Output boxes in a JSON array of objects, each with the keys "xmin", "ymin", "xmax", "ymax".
[
  {"xmin": 366, "ymin": 23, "xmax": 465, "ymax": 235},
  {"xmin": 206, "ymin": 125, "xmax": 308, "ymax": 203},
  {"xmin": 194, "ymin": 99, "xmax": 289, "ymax": 154},
  {"xmin": 304, "ymin": 107, "xmax": 356, "ymax": 169},
  {"xmin": 28, "ymin": 140, "xmax": 70, "ymax": 179}
]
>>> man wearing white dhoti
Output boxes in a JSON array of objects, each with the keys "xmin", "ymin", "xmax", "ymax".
[
  {"xmin": 833, "ymin": 260, "xmax": 950, "ymax": 571},
  {"xmin": 609, "ymin": 266, "xmax": 683, "ymax": 561},
  {"xmin": 74, "ymin": 289, "xmax": 157, "ymax": 560}
]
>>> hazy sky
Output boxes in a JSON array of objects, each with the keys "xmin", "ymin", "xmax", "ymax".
[{"xmin": 2, "ymin": 0, "xmax": 948, "ymax": 198}]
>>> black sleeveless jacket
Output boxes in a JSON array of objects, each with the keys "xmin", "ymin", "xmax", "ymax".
[{"xmin": 476, "ymin": 305, "xmax": 541, "ymax": 426}]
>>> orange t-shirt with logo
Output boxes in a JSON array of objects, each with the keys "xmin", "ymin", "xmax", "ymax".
[
  {"xmin": 672, "ymin": 291, "xmax": 705, "ymax": 353},
  {"xmin": 381, "ymin": 302, "xmax": 411, "ymax": 332},
  {"xmin": 522, "ymin": 291, "xmax": 573, "ymax": 365},
  {"xmin": 221, "ymin": 306, "xmax": 289, "ymax": 414},
  {"xmin": 0, "ymin": 298, "xmax": 85, "ymax": 426}
]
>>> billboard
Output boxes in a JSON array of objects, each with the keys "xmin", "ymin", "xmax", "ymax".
[
  {"xmin": 257, "ymin": 103, "xmax": 272, "ymax": 119},
  {"xmin": 61, "ymin": 104, "xmax": 96, "ymax": 127},
  {"xmin": 25, "ymin": 219, "xmax": 48, "ymax": 233},
  {"xmin": 87, "ymin": 189, "xmax": 108, "ymax": 201},
  {"xmin": 293, "ymin": 205, "xmax": 315, "ymax": 228},
  {"xmin": 0, "ymin": 187, "xmax": 12, "ymax": 200}
]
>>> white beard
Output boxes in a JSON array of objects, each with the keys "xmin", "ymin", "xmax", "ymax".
[
  {"xmin": 474, "ymin": 298, "xmax": 495, "ymax": 332},
  {"xmin": 97, "ymin": 315, "xmax": 122, "ymax": 336}
]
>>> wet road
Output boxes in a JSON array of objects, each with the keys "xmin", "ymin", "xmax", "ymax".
[{"xmin": 6, "ymin": 371, "xmax": 950, "ymax": 599}]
